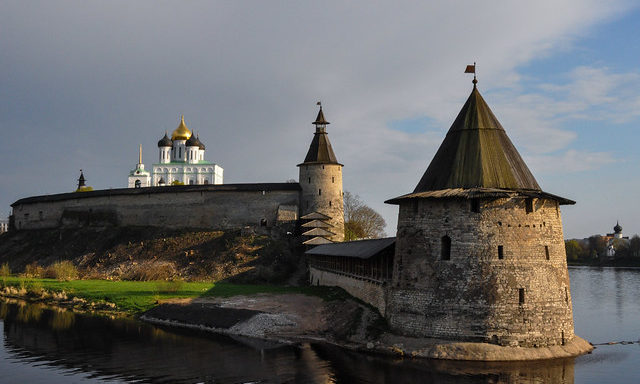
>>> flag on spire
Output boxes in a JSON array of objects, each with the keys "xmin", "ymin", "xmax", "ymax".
[{"xmin": 465, "ymin": 64, "xmax": 476, "ymax": 73}]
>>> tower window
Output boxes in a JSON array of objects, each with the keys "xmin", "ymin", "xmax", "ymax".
[
  {"xmin": 545, "ymin": 245, "xmax": 550, "ymax": 260},
  {"xmin": 441, "ymin": 236, "xmax": 451, "ymax": 260},
  {"xmin": 519, "ymin": 288, "xmax": 525, "ymax": 305},
  {"xmin": 470, "ymin": 198, "xmax": 480, "ymax": 213},
  {"xmin": 329, "ymin": 201, "xmax": 332, "ymax": 207},
  {"xmin": 332, "ymin": 176, "xmax": 335, "ymax": 183},
  {"xmin": 498, "ymin": 245, "xmax": 504, "ymax": 259},
  {"xmin": 179, "ymin": 147, "xmax": 182, "ymax": 158},
  {"xmin": 319, "ymin": 189, "xmax": 322, "ymax": 196},
  {"xmin": 308, "ymin": 177, "xmax": 311, "ymax": 183},
  {"xmin": 525, "ymin": 198, "xmax": 534, "ymax": 213}
]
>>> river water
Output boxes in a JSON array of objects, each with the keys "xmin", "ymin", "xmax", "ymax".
[{"xmin": 1, "ymin": 267, "xmax": 638, "ymax": 383}]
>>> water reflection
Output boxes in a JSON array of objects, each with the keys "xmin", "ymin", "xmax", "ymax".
[{"xmin": 0, "ymin": 299, "xmax": 580, "ymax": 383}]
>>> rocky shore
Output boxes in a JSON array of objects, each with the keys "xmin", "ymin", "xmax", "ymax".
[{"xmin": 139, "ymin": 293, "xmax": 594, "ymax": 361}]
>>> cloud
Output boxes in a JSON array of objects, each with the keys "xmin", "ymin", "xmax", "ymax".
[
  {"xmin": 526, "ymin": 149, "xmax": 617, "ymax": 174},
  {"xmin": 0, "ymin": 0, "xmax": 637, "ymax": 234}
]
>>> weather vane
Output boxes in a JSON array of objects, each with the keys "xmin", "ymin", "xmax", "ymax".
[{"xmin": 465, "ymin": 62, "xmax": 477, "ymax": 86}]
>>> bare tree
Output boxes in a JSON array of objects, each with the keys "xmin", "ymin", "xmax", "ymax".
[{"xmin": 343, "ymin": 191, "xmax": 386, "ymax": 241}]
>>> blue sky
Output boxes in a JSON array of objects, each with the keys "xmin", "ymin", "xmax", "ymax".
[{"xmin": 1, "ymin": 1, "xmax": 639, "ymax": 239}]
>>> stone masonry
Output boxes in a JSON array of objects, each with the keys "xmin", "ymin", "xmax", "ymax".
[{"xmin": 386, "ymin": 196, "xmax": 574, "ymax": 347}]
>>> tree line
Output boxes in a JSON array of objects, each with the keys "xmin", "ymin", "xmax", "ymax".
[{"xmin": 565, "ymin": 235, "xmax": 640, "ymax": 262}]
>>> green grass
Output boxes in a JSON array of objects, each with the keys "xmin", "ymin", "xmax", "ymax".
[{"xmin": 0, "ymin": 277, "xmax": 346, "ymax": 314}]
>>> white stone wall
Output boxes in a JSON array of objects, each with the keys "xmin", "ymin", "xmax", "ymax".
[
  {"xmin": 309, "ymin": 266, "xmax": 386, "ymax": 315},
  {"xmin": 151, "ymin": 164, "xmax": 223, "ymax": 186}
]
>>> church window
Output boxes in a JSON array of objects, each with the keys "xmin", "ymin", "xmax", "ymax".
[
  {"xmin": 498, "ymin": 245, "xmax": 504, "ymax": 259},
  {"xmin": 519, "ymin": 288, "xmax": 525, "ymax": 305},
  {"xmin": 308, "ymin": 177, "xmax": 311, "ymax": 184},
  {"xmin": 179, "ymin": 147, "xmax": 182, "ymax": 158},
  {"xmin": 329, "ymin": 201, "xmax": 332, "ymax": 207},
  {"xmin": 39, "ymin": 211, "xmax": 43, "ymax": 220},
  {"xmin": 319, "ymin": 189, "xmax": 322, "ymax": 196},
  {"xmin": 470, "ymin": 198, "xmax": 480, "ymax": 213},
  {"xmin": 525, "ymin": 198, "xmax": 534, "ymax": 213},
  {"xmin": 545, "ymin": 245, "xmax": 550, "ymax": 260},
  {"xmin": 135, "ymin": 180, "xmax": 141, "ymax": 188},
  {"xmin": 441, "ymin": 236, "xmax": 451, "ymax": 260},
  {"xmin": 332, "ymin": 176, "xmax": 335, "ymax": 183}
]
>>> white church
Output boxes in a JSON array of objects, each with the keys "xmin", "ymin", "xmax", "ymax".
[{"xmin": 128, "ymin": 116, "xmax": 223, "ymax": 188}]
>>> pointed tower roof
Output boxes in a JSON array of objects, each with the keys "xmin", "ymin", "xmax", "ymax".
[
  {"xmin": 387, "ymin": 82, "xmax": 574, "ymax": 205},
  {"xmin": 298, "ymin": 104, "xmax": 342, "ymax": 166}
]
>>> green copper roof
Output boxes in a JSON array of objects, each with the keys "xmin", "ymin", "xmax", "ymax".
[{"xmin": 413, "ymin": 85, "xmax": 540, "ymax": 193}]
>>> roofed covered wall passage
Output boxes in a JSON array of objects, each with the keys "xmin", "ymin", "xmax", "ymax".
[
  {"xmin": 306, "ymin": 237, "xmax": 395, "ymax": 315},
  {"xmin": 384, "ymin": 78, "xmax": 588, "ymax": 352}
]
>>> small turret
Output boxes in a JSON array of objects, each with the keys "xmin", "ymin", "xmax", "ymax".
[{"xmin": 75, "ymin": 170, "xmax": 93, "ymax": 192}]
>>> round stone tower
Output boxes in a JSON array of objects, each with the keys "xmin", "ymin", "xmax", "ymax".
[
  {"xmin": 298, "ymin": 104, "xmax": 344, "ymax": 242},
  {"xmin": 385, "ymin": 80, "xmax": 579, "ymax": 348}
]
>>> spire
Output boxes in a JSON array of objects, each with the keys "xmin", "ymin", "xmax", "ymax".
[
  {"xmin": 138, "ymin": 144, "xmax": 142, "ymax": 164},
  {"xmin": 299, "ymin": 103, "xmax": 341, "ymax": 165},
  {"xmin": 77, "ymin": 170, "xmax": 86, "ymax": 188},
  {"xmin": 614, "ymin": 221, "xmax": 622, "ymax": 234},
  {"xmin": 412, "ymin": 84, "xmax": 540, "ymax": 192},
  {"xmin": 313, "ymin": 101, "xmax": 330, "ymax": 131}
]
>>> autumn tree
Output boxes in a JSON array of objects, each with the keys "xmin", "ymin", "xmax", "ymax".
[{"xmin": 343, "ymin": 191, "xmax": 386, "ymax": 241}]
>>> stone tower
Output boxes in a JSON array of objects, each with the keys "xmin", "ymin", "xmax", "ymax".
[
  {"xmin": 298, "ymin": 104, "xmax": 344, "ymax": 242},
  {"xmin": 385, "ymin": 80, "xmax": 577, "ymax": 348}
]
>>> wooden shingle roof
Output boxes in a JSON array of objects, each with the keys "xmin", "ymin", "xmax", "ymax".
[{"xmin": 387, "ymin": 84, "xmax": 574, "ymax": 205}]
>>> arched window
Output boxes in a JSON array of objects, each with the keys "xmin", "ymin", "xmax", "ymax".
[
  {"xmin": 204, "ymin": 179, "xmax": 209, "ymax": 184},
  {"xmin": 135, "ymin": 180, "xmax": 141, "ymax": 188},
  {"xmin": 441, "ymin": 235, "xmax": 451, "ymax": 260}
]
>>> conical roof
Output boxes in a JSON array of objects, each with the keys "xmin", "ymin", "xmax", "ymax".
[
  {"xmin": 413, "ymin": 85, "xmax": 540, "ymax": 192},
  {"xmin": 299, "ymin": 106, "xmax": 341, "ymax": 165},
  {"xmin": 386, "ymin": 83, "xmax": 575, "ymax": 206}
]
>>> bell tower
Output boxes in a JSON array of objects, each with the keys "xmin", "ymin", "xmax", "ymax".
[{"xmin": 298, "ymin": 103, "xmax": 344, "ymax": 242}]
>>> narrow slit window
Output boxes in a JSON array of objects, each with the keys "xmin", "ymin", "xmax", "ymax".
[
  {"xmin": 525, "ymin": 198, "xmax": 534, "ymax": 213},
  {"xmin": 329, "ymin": 201, "xmax": 332, "ymax": 207},
  {"xmin": 441, "ymin": 236, "xmax": 451, "ymax": 260},
  {"xmin": 308, "ymin": 177, "xmax": 311, "ymax": 183},
  {"xmin": 519, "ymin": 288, "xmax": 525, "ymax": 305},
  {"xmin": 318, "ymin": 189, "xmax": 322, "ymax": 196},
  {"xmin": 498, "ymin": 245, "xmax": 504, "ymax": 259},
  {"xmin": 470, "ymin": 198, "xmax": 480, "ymax": 213},
  {"xmin": 545, "ymin": 245, "xmax": 550, "ymax": 260}
]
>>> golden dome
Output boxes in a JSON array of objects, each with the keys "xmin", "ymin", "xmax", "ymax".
[{"xmin": 171, "ymin": 115, "xmax": 192, "ymax": 141}]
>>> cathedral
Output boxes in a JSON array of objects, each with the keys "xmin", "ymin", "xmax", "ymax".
[{"xmin": 128, "ymin": 116, "xmax": 223, "ymax": 187}]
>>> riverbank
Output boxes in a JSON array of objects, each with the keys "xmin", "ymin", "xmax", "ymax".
[{"xmin": 0, "ymin": 277, "xmax": 594, "ymax": 361}]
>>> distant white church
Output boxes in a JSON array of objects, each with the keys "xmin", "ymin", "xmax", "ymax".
[{"xmin": 128, "ymin": 116, "xmax": 223, "ymax": 188}]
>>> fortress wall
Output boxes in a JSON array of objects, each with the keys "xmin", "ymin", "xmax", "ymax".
[
  {"xmin": 12, "ymin": 189, "xmax": 300, "ymax": 231},
  {"xmin": 309, "ymin": 266, "xmax": 386, "ymax": 315},
  {"xmin": 386, "ymin": 197, "xmax": 574, "ymax": 347}
]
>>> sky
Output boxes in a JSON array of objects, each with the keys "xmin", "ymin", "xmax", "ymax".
[{"xmin": 1, "ymin": 1, "xmax": 639, "ymax": 239}]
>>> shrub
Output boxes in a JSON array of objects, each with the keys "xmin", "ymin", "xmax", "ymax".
[
  {"xmin": 44, "ymin": 261, "xmax": 79, "ymax": 281},
  {"xmin": 24, "ymin": 262, "xmax": 45, "ymax": 278},
  {"xmin": 0, "ymin": 263, "xmax": 10, "ymax": 277},
  {"xmin": 156, "ymin": 279, "xmax": 184, "ymax": 293},
  {"xmin": 122, "ymin": 262, "xmax": 177, "ymax": 281}
]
